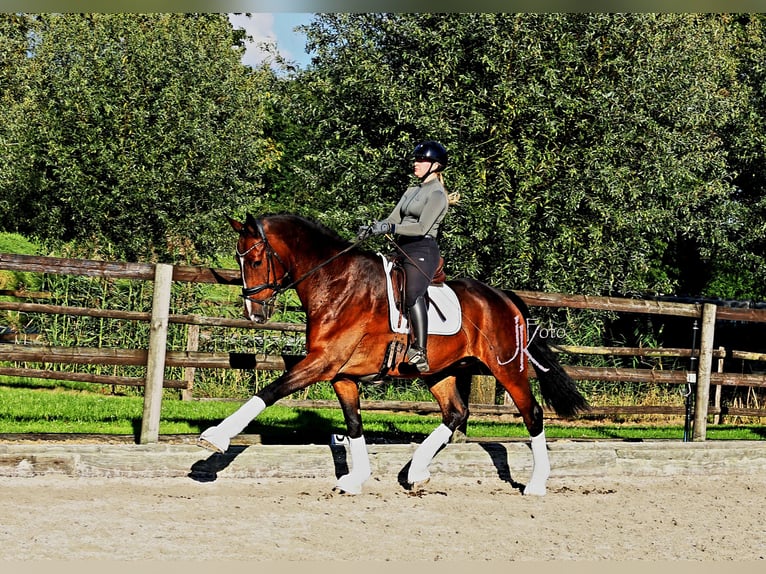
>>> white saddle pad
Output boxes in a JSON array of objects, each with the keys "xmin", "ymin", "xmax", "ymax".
[{"xmin": 379, "ymin": 253, "xmax": 462, "ymax": 336}]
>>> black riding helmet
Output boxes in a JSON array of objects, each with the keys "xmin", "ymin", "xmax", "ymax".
[{"xmin": 412, "ymin": 141, "xmax": 448, "ymax": 171}]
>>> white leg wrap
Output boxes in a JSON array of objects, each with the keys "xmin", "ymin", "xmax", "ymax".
[
  {"xmin": 334, "ymin": 435, "xmax": 371, "ymax": 495},
  {"xmin": 199, "ymin": 396, "xmax": 266, "ymax": 453},
  {"xmin": 523, "ymin": 430, "xmax": 550, "ymax": 496},
  {"xmin": 407, "ymin": 423, "xmax": 453, "ymax": 485}
]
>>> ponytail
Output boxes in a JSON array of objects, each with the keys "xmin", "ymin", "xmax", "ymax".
[{"xmin": 435, "ymin": 172, "xmax": 460, "ymax": 206}]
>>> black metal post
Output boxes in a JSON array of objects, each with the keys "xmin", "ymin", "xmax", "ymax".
[{"xmin": 684, "ymin": 319, "xmax": 699, "ymax": 442}]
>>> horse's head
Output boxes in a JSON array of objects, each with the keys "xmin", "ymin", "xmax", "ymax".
[{"xmin": 229, "ymin": 214, "xmax": 290, "ymax": 323}]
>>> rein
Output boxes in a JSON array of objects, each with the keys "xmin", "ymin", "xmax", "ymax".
[{"xmin": 280, "ymin": 239, "xmax": 364, "ymax": 293}]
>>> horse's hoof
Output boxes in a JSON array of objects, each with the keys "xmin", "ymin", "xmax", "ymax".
[
  {"xmin": 198, "ymin": 427, "xmax": 230, "ymax": 453},
  {"xmin": 334, "ymin": 475, "xmax": 363, "ymax": 495},
  {"xmin": 408, "ymin": 477, "xmax": 430, "ymax": 491},
  {"xmin": 407, "ymin": 467, "xmax": 431, "ymax": 486},
  {"xmin": 332, "ymin": 486, "xmax": 358, "ymax": 496},
  {"xmin": 197, "ymin": 437, "xmax": 225, "ymax": 454},
  {"xmin": 333, "ymin": 486, "xmax": 361, "ymax": 495},
  {"xmin": 522, "ymin": 484, "xmax": 547, "ymax": 496}
]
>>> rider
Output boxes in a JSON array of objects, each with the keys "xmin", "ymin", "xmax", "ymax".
[{"xmin": 357, "ymin": 140, "xmax": 450, "ymax": 372}]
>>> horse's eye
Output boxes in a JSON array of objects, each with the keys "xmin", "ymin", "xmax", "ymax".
[{"xmin": 250, "ymin": 259, "xmax": 263, "ymax": 268}]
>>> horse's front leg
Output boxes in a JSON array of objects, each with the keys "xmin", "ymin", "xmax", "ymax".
[
  {"xmin": 332, "ymin": 377, "xmax": 371, "ymax": 495},
  {"xmin": 198, "ymin": 394, "xmax": 267, "ymax": 453},
  {"xmin": 198, "ymin": 355, "xmax": 338, "ymax": 453}
]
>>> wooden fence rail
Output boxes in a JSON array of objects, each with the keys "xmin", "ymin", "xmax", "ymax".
[{"xmin": 2, "ymin": 252, "xmax": 766, "ymax": 443}]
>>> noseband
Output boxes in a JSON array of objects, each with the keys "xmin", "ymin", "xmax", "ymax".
[{"xmin": 237, "ymin": 219, "xmax": 291, "ymax": 307}]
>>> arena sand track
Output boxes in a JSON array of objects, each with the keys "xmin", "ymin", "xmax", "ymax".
[
  {"xmin": 0, "ymin": 439, "xmax": 764, "ymax": 562},
  {"xmin": 0, "ymin": 474, "xmax": 764, "ymax": 561}
]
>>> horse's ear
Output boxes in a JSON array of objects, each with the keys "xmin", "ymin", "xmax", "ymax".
[
  {"xmin": 227, "ymin": 216, "xmax": 244, "ymax": 234},
  {"xmin": 244, "ymin": 213, "xmax": 260, "ymax": 236}
]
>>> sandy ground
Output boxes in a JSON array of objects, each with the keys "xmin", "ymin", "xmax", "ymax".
[{"xmin": 0, "ymin": 471, "xmax": 764, "ymax": 562}]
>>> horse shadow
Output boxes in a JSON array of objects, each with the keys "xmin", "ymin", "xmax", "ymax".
[
  {"xmin": 188, "ymin": 446, "xmax": 250, "ymax": 483},
  {"xmin": 187, "ymin": 442, "xmax": 350, "ymax": 484},
  {"xmin": 393, "ymin": 441, "xmax": 525, "ymax": 493},
  {"xmin": 477, "ymin": 442, "xmax": 526, "ymax": 492},
  {"xmin": 188, "ymin": 438, "xmax": 525, "ymax": 493}
]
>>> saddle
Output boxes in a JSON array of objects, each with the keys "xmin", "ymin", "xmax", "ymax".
[
  {"xmin": 359, "ymin": 255, "xmax": 450, "ymax": 383},
  {"xmin": 389, "ymin": 255, "xmax": 446, "ymax": 316}
]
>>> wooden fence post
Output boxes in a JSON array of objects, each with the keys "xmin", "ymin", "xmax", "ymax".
[
  {"xmin": 453, "ymin": 374, "xmax": 497, "ymax": 442},
  {"xmin": 692, "ymin": 303, "xmax": 717, "ymax": 441},
  {"xmin": 714, "ymin": 345, "xmax": 725, "ymax": 424},
  {"xmin": 140, "ymin": 263, "xmax": 173, "ymax": 444},
  {"xmin": 470, "ymin": 374, "xmax": 497, "ymax": 405},
  {"xmin": 182, "ymin": 319, "xmax": 200, "ymax": 401}
]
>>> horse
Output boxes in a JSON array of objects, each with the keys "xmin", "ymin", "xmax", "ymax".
[{"xmin": 198, "ymin": 213, "xmax": 589, "ymax": 495}]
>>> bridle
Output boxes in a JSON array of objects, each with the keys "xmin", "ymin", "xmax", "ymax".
[
  {"xmin": 237, "ymin": 219, "xmax": 291, "ymax": 309},
  {"xmin": 237, "ymin": 216, "xmax": 370, "ymax": 314}
]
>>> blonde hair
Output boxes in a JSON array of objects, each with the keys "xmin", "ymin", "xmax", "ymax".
[{"xmin": 436, "ymin": 172, "xmax": 461, "ymax": 205}]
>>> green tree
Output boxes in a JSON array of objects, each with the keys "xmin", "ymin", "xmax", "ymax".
[
  {"xmin": 0, "ymin": 14, "xmax": 36, "ymax": 222},
  {"xmin": 2, "ymin": 13, "xmax": 281, "ymax": 262},
  {"xmin": 286, "ymin": 14, "xmax": 745, "ymax": 297},
  {"xmin": 709, "ymin": 14, "xmax": 766, "ymax": 300}
]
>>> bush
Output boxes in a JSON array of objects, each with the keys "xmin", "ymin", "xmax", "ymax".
[{"xmin": 0, "ymin": 232, "xmax": 42, "ymax": 292}]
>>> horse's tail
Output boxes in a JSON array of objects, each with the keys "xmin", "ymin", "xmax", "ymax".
[{"xmin": 504, "ymin": 290, "xmax": 590, "ymax": 418}]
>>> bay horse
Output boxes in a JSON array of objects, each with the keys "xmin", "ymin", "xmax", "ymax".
[{"xmin": 198, "ymin": 213, "xmax": 589, "ymax": 495}]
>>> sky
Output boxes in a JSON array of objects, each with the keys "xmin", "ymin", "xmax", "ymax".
[{"xmin": 228, "ymin": 13, "xmax": 314, "ymax": 70}]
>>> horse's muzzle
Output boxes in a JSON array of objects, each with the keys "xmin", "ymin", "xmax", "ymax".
[
  {"xmin": 243, "ymin": 296, "xmax": 273, "ymax": 324},
  {"xmin": 244, "ymin": 306, "xmax": 270, "ymax": 324}
]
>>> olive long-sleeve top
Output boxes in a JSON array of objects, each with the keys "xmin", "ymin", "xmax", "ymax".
[{"xmin": 383, "ymin": 178, "xmax": 448, "ymax": 239}]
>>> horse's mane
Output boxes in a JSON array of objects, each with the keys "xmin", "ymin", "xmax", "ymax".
[{"xmin": 264, "ymin": 213, "xmax": 353, "ymax": 251}]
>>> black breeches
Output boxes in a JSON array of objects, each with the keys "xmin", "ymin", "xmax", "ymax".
[{"xmin": 399, "ymin": 237, "xmax": 440, "ymax": 307}]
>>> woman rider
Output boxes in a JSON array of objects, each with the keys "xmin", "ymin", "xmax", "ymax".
[{"xmin": 358, "ymin": 140, "xmax": 450, "ymax": 372}]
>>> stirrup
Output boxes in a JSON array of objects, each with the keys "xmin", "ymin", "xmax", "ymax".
[{"xmin": 406, "ymin": 345, "xmax": 429, "ymax": 372}]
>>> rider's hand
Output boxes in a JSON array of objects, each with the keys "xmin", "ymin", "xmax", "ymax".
[
  {"xmin": 356, "ymin": 225, "xmax": 371, "ymax": 241},
  {"xmin": 356, "ymin": 221, "xmax": 394, "ymax": 240},
  {"xmin": 369, "ymin": 221, "xmax": 394, "ymax": 236}
]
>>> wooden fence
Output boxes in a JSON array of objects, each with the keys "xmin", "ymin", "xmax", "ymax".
[{"xmin": 1, "ymin": 252, "xmax": 765, "ymax": 444}]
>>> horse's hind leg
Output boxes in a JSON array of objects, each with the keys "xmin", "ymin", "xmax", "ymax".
[
  {"xmin": 407, "ymin": 375, "xmax": 468, "ymax": 487},
  {"xmin": 332, "ymin": 378, "xmax": 371, "ymax": 495},
  {"xmin": 524, "ymin": 406, "xmax": 550, "ymax": 496},
  {"xmin": 494, "ymin": 368, "xmax": 550, "ymax": 496}
]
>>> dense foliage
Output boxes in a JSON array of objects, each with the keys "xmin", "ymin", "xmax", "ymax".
[
  {"xmin": 290, "ymin": 13, "xmax": 762, "ymax": 299},
  {"xmin": 0, "ymin": 13, "xmax": 281, "ymax": 262},
  {"xmin": 2, "ymin": 13, "xmax": 766, "ymax": 300}
]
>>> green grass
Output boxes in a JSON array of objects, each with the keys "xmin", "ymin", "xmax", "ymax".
[{"xmin": 0, "ymin": 385, "xmax": 764, "ymax": 442}]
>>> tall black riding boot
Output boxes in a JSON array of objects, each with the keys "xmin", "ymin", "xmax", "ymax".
[{"xmin": 406, "ymin": 295, "xmax": 429, "ymax": 372}]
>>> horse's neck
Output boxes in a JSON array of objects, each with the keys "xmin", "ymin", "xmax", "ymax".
[{"xmin": 292, "ymin": 250, "xmax": 374, "ymax": 312}]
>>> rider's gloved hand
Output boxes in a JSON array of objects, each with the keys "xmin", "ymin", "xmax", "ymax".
[{"xmin": 356, "ymin": 221, "xmax": 395, "ymax": 241}]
